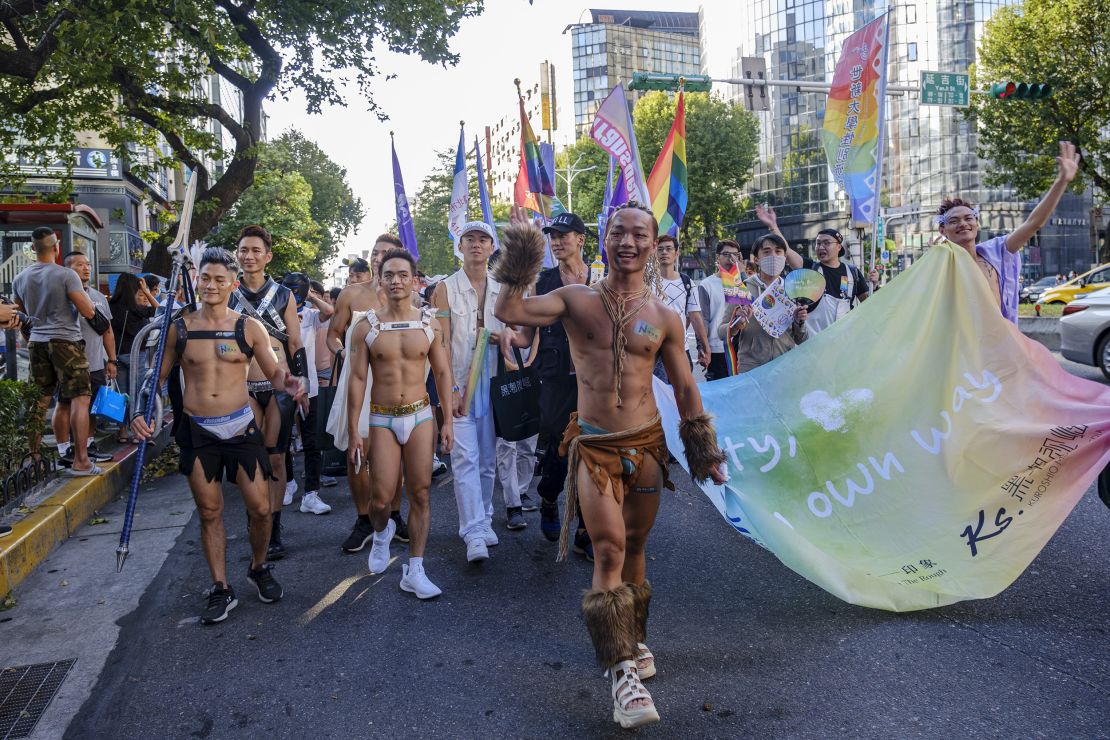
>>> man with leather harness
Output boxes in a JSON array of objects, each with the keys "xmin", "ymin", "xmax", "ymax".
[
  {"xmin": 230, "ymin": 225, "xmax": 309, "ymax": 560},
  {"xmin": 131, "ymin": 248, "xmax": 305, "ymax": 624}
]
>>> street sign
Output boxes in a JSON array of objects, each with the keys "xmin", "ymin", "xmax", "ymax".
[
  {"xmin": 920, "ymin": 71, "xmax": 970, "ymax": 108},
  {"xmin": 739, "ymin": 57, "xmax": 770, "ymax": 112}
]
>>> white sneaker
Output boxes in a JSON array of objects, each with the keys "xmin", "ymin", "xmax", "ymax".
[
  {"xmin": 300, "ymin": 492, "xmax": 331, "ymax": 515},
  {"xmin": 400, "ymin": 563, "xmax": 442, "ymax": 599},
  {"xmin": 368, "ymin": 519, "xmax": 396, "ymax": 573},
  {"xmin": 466, "ymin": 538, "xmax": 489, "ymax": 563},
  {"xmin": 283, "ymin": 480, "xmax": 297, "ymax": 506},
  {"xmin": 480, "ymin": 523, "xmax": 499, "ymax": 547},
  {"xmin": 431, "ymin": 456, "xmax": 447, "ymax": 476}
]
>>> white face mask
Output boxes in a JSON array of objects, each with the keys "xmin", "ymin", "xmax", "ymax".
[{"xmin": 759, "ymin": 253, "xmax": 786, "ymax": 277}]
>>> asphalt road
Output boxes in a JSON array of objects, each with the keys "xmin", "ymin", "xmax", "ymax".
[{"xmin": 60, "ymin": 455, "xmax": 1110, "ymax": 738}]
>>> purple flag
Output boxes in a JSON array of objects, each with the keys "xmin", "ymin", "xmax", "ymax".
[{"xmin": 392, "ymin": 138, "xmax": 419, "ymax": 259}]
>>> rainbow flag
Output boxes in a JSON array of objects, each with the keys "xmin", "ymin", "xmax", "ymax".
[
  {"xmin": 820, "ymin": 12, "xmax": 890, "ymax": 225},
  {"xmin": 514, "ymin": 94, "xmax": 564, "ymax": 219},
  {"xmin": 646, "ymin": 90, "xmax": 688, "ymax": 237}
]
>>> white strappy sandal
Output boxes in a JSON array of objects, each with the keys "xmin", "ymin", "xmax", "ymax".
[
  {"xmin": 635, "ymin": 642, "xmax": 656, "ymax": 679},
  {"xmin": 607, "ymin": 660, "xmax": 660, "ymax": 729}
]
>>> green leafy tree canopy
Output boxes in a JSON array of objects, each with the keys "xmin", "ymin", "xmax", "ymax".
[
  {"xmin": 209, "ymin": 170, "xmax": 320, "ymax": 278},
  {"xmin": 633, "ymin": 91, "xmax": 760, "ymax": 246},
  {"xmin": 0, "ymin": 0, "xmax": 481, "ymax": 273},
  {"xmin": 970, "ymin": 0, "xmax": 1110, "ymax": 201}
]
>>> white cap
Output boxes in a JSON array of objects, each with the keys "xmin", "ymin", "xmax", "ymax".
[{"xmin": 460, "ymin": 221, "xmax": 497, "ymax": 241}]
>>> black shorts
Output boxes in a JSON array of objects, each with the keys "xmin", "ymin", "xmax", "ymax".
[
  {"xmin": 248, "ymin": 383, "xmax": 296, "ymax": 454},
  {"xmin": 175, "ymin": 414, "xmax": 272, "ymax": 484}
]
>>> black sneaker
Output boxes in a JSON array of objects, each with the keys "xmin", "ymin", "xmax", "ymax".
[
  {"xmin": 520, "ymin": 493, "xmax": 539, "ymax": 512},
  {"xmin": 342, "ymin": 518, "xmax": 375, "ymax": 553},
  {"xmin": 573, "ymin": 529, "xmax": 595, "ymax": 562},
  {"xmin": 57, "ymin": 448, "xmax": 74, "ymax": 468},
  {"xmin": 0, "ymin": 524, "xmax": 11, "ymax": 538},
  {"xmin": 87, "ymin": 443, "xmax": 114, "ymax": 463},
  {"xmin": 200, "ymin": 583, "xmax": 238, "ymax": 624},
  {"xmin": 247, "ymin": 564, "xmax": 284, "ymax": 603},
  {"xmin": 506, "ymin": 507, "xmax": 527, "ymax": 530},
  {"xmin": 540, "ymin": 500, "xmax": 560, "ymax": 542},
  {"xmin": 391, "ymin": 512, "xmax": 410, "ymax": 543}
]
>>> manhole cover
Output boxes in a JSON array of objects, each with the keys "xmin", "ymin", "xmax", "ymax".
[{"xmin": 0, "ymin": 659, "xmax": 76, "ymax": 739}]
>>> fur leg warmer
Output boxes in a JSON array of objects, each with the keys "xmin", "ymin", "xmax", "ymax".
[
  {"xmin": 581, "ymin": 584, "xmax": 638, "ymax": 668},
  {"xmin": 679, "ymin": 412, "xmax": 727, "ymax": 482},
  {"xmin": 628, "ymin": 580, "xmax": 652, "ymax": 644},
  {"xmin": 492, "ymin": 223, "xmax": 546, "ymax": 290}
]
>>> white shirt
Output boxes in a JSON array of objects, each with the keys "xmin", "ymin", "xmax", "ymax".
[
  {"xmin": 660, "ymin": 276, "xmax": 700, "ymax": 324},
  {"xmin": 298, "ymin": 307, "xmax": 321, "ymax": 398}
]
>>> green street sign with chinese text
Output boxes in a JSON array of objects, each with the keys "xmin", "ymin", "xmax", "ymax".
[{"xmin": 920, "ymin": 71, "xmax": 970, "ymax": 108}]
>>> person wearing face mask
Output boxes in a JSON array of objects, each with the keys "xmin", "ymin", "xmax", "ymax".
[
  {"xmin": 725, "ymin": 233, "xmax": 808, "ymax": 374},
  {"xmin": 754, "ymin": 204, "xmax": 868, "ymax": 333}
]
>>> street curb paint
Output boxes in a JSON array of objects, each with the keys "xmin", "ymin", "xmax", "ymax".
[{"xmin": 0, "ymin": 431, "xmax": 168, "ymax": 596}]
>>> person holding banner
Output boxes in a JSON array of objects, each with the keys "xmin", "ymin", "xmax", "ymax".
[
  {"xmin": 936, "ymin": 140, "xmax": 1079, "ymax": 324},
  {"xmin": 130, "ymin": 248, "xmax": 305, "ymax": 624},
  {"xmin": 431, "ymin": 221, "xmax": 520, "ymax": 564},
  {"xmin": 345, "ymin": 248, "xmax": 453, "ymax": 598},
  {"xmin": 725, "ymin": 233, "xmax": 809, "ymax": 374},
  {"xmin": 494, "ymin": 203, "xmax": 727, "ymax": 730}
]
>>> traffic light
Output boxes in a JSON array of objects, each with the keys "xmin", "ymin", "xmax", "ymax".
[
  {"xmin": 989, "ymin": 81, "xmax": 1052, "ymax": 100},
  {"xmin": 629, "ymin": 72, "xmax": 712, "ymax": 93}
]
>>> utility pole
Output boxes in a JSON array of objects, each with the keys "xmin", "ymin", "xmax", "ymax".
[{"xmin": 556, "ymin": 153, "xmax": 597, "ymax": 214}]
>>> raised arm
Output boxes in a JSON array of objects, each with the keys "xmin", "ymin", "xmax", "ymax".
[
  {"xmin": 492, "ymin": 223, "xmax": 570, "ymax": 328},
  {"xmin": 308, "ymin": 289, "xmax": 334, "ymax": 320},
  {"xmin": 756, "ymin": 203, "xmax": 803, "ymax": 269},
  {"xmin": 1006, "ymin": 141, "xmax": 1079, "ymax": 253}
]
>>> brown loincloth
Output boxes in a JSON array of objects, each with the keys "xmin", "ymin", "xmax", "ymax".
[{"xmin": 557, "ymin": 412, "xmax": 674, "ymax": 560}]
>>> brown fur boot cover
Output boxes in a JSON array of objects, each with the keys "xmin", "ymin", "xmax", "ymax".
[
  {"xmin": 581, "ymin": 584, "xmax": 638, "ymax": 668},
  {"xmin": 679, "ymin": 412, "xmax": 727, "ymax": 482},
  {"xmin": 492, "ymin": 223, "xmax": 546, "ymax": 290},
  {"xmin": 628, "ymin": 580, "xmax": 652, "ymax": 644}
]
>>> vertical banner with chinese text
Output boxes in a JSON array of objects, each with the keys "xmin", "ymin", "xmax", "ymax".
[{"xmin": 821, "ymin": 13, "xmax": 890, "ymax": 225}]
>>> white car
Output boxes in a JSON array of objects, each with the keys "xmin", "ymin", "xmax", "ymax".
[{"xmin": 1059, "ymin": 286, "xmax": 1110, "ymax": 379}]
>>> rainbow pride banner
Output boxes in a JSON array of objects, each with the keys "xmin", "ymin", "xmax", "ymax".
[
  {"xmin": 658, "ymin": 240, "xmax": 1110, "ymax": 611},
  {"xmin": 821, "ymin": 13, "xmax": 890, "ymax": 225},
  {"xmin": 646, "ymin": 89, "xmax": 688, "ymax": 237}
]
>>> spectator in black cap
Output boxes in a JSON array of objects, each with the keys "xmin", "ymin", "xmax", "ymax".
[
  {"xmin": 506, "ymin": 211, "xmax": 593, "ymax": 554},
  {"xmin": 756, "ymin": 203, "xmax": 869, "ymax": 333}
]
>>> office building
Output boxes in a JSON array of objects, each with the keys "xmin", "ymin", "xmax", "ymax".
[
  {"xmin": 570, "ymin": 9, "xmax": 702, "ymax": 138},
  {"xmin": 706, "ymin": 0, "xmax": 1094, "ymax": 276}
]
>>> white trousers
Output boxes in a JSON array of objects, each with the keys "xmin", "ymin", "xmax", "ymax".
[
  {"xmin": 496, "ymin": 434, "xmax": 538, "ymax": 509},
  {"xmin": 451, "ymin": 409, "xmax": 497, "ymax": 541}
]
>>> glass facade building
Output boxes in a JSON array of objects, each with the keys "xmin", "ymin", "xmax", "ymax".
[
  {"xmin": 571, "ymin": 10, "xmax": 702, "ymax": 138},
  {"xmin": 710, "ymin": 0, "xmax": 1094, "ymax": 276}
]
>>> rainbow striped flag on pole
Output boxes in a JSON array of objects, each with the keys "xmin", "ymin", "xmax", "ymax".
[
  {"xmin": 646, "ymin": 89, "xmax": 688, "ymax": 237},
  {"xmin": 514, "ymin": 91, "xmax": 564, "ymax": 220}
]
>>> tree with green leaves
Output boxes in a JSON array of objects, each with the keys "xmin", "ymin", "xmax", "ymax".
[
  {"xmin": 0, "ymin": 0, "xmax": 481, "ymax": 273},
  {"xmin": 633, "ymin": 91, "xmax": 760, "ymax": 247},
  {"xmin": 208, "ymin": 169, "xmax": 320, "ymax": 278},
  {"xmin": 970, "ymin": 0, "xmax": 1108, "ymax": 205},
  {"xmin": 252, "ymin": 130, "xmax": 363, "ymax": 270}
]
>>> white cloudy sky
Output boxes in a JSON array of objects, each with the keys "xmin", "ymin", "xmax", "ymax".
[{"xmin": 264, "ymin": 0, "xmax": 736, "ymax": 269}]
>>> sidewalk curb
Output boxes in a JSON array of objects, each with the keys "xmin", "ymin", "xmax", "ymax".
[{"xmin": 0, "ymin": 432, "xmax": 168, "ymax": 597}]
